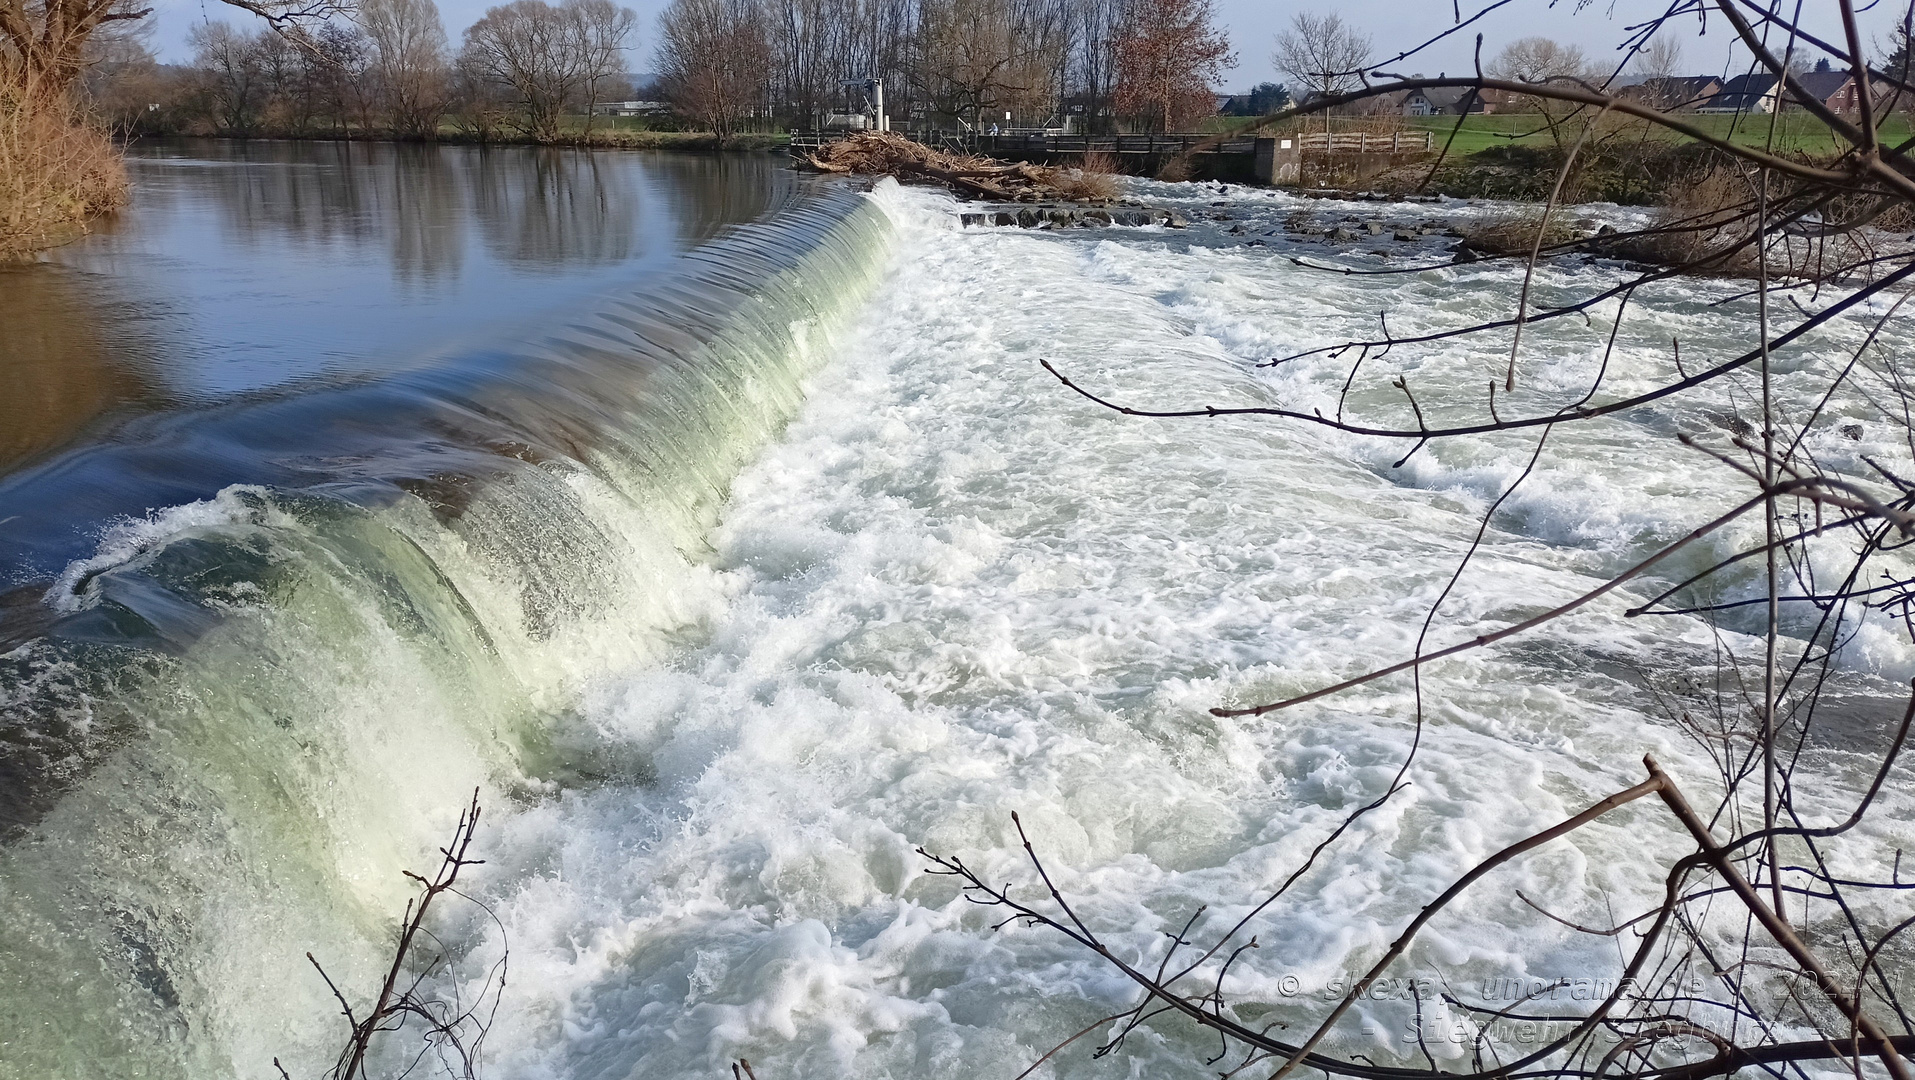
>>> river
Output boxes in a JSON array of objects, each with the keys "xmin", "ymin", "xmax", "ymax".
[{"xmin": 1, "ymin": 141, "xmax": 1910, "ymax": 1078}]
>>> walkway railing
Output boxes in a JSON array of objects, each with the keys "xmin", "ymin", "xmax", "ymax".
[{"xmin": 1294, "ymin": 131, "xmax": 1434, "ymax": 152}]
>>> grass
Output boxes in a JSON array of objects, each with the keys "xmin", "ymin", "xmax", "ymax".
[
  {"xmin": 1404, "ymin": 110, "xmax": 1914, "ymax": 155},
  {"xmin": 1197, "ymin": 109, "xmax": 1912, "ymax": 156}
]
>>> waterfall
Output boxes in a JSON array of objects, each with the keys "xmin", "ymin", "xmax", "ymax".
[{"xmin": 0, "ymin": 180, "xmax": 896, "ymax": 1079}]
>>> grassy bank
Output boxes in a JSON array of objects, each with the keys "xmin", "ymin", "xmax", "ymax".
[
  {"xmin": 1405, "ymin": 110, "xmax": 1913, "ymax": 155},
  {"xmin": 165, "ymin": 117, "xmax": 793, "ymax": 152}
]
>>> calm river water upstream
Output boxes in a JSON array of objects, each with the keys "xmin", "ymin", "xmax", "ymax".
[{"xmin": 2, "ymin": 141, "xmax": 1912, "ymax": 1079}]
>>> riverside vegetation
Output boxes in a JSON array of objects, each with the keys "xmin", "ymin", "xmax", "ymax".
[{"xmin": 0, "ymin": 77, "xmax": 125, "ymax": 259}]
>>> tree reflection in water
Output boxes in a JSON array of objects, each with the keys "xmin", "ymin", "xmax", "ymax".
[
  {"xmin": 0, "ymin": 139, "xmax": 788, "ymax": 474},
  {"xmin": 0, "ymin": 266, "xmax": 160, "ymax": 471}
]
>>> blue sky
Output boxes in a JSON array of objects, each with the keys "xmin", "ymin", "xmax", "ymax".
[{"xmin": 143, "ymin": 0, "xmax": 1908, "ymax": 91}]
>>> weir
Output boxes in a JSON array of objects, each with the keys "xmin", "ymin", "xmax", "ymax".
[
  {"xmin": 0, "ymin": 176, "xmax": 896, "ymax": 1078},
  {"xmin": 790, "ymin": 131, "xmax": 1433, "ymax": 186}
]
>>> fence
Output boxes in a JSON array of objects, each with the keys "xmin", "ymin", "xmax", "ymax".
[{"xmin": 1294, "ymin": 131, "xmax": 1434, "ymax": 152}]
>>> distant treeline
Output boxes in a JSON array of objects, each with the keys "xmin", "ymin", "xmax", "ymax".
[{"xmin": 80, "ymin": 0, "xmax": 1238, "ymax": 142}]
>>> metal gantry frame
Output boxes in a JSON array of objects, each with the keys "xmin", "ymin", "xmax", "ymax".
[{"xmin": 842, "ymin": 77, "xmax": 888, "ymax": 132}]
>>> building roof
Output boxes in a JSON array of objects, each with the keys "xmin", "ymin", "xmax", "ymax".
[
  {"xmin": 1791, "ymin": 69, "xmax": 1852, "ymax": 105},
  {"xmin": 1629, "ymin": 75, "xmax": 1722, "ymax": 107},
  {"xmin": 1422, "ymin": 87, "xmax": 1481, "ymax": 110},
  {"xmin": 1700, "ymin": 72, "xmax": 1779, "ymax": 111}
]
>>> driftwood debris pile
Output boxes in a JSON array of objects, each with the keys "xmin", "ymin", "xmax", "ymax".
[{"xmin": 801, "ymin": 131, "xmax": 1118, "ymax": 203}]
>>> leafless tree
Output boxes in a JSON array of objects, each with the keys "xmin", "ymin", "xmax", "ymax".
[
  {"xmin": 1490, "ymin": 35, "xmax": 1592, "ymax": 84},
  {"xmin": 447, "ymin": 47, "xmax": 512, "ymax": 138},
  {"xmin": 77, "ymin": 15, "xmax": 176, "ymax": 132},
  {"xmin": 310, "ymin": 20, "xmax": 375, "ymax": 132},
  {"xmin": 657, "ymin": 0, "xmax": 770, "ymax": 141},
  {"xmin": 190, "ymin": 21, "xmax": 267, "ymax": 133},
  {"xmin": 1072, "ymin": 0, "xmax": 1126, "ymax": 132},
  {"xmin": 459, "ymin": 2, "xmax": 572, "ymax": 141},
  {"xmin": 1489, "ymin": 36, "xmax": 1601, "ymax": 151},
  {"xmin": 1631, "ymin": 33, "xmax": 1684, "ymax": 81},
  {"xmin": 358, "ymin": 0, "xmax": 450, "ymax": 137},
  {"xmin": 909, "ymin": 0, "xmax": 1034, "ymax": 130},
  {"xmin": 457, "ymin": 0, "xmax": 629, "ymax": 141},
  {"xmin": 3, "ymin": 0, "xmax": 348, "ymax": 102},
  {"xmin": 1272, "ymin": 11, "xmax": 1371, "ymax": 102},
  {"xmin": 763, "ymin": 0, "xmax": 832, "ymax": 130},
  {"xmin": 566, "ymin": 0, "xmax": 636, "ymax": 135},
  {"xmin": 1627, "ymin": 33, "xmax": 1690, "ymax": 110}
]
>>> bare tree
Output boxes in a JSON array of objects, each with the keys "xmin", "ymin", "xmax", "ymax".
[
  {"xmin": 1272, "ymin": 11, "xmax": 1370, "ymax": 102},
  {"xmin": 1110, "ymin": 0, "xmax": 1231, "ymax": 132},
  {"xmin": 447, "ymin": 46, "xmax": 511, "ymax": 138},
  {"xmin": 765, "ymin": 0, "xmax": 833, "ymax": 131},
  {"xmin": 1072, "ymin": 0, "xmax": 1126, "ymax": 132},
  {"xmin": 358, "ymin": 0, "xmax": 450, "ymax": 137},
  {"xmin": 311, "ymin": 20, "xmax": 374, "ymax": 133},
  {"xmin": 190, "ymin": 21, "xmax": 266, "ymax": 133},
  {"xmin": 911, "ymin": 0, "xmax": 1031, "ymax": 130},
  {"xmin": 77, "ymin": 15, "xmax": 176, "ymax": 133},
  {"xmin": 1490, "ymin": 36, "xmax": 1597, "ymax": 151},
  {"xmin": 458, "ymin": 0, "xmax": 579, "ymax": 140},
  {"xmin": 2, "ymin": 0, "xmax": 348, "ymax": 102},
  {"xmin": 1626, "ymin": 32, "xmax": 1689, "ymax": 110},
  {"xmin": 253, "ymin": 26, "xmax": 320, "ymax": 131},
  {"xmin": 566, "ymin": 0, "xmax": 635, "ymax": 136},
  {"xmin": 1489, "ymin": 35, "xmax": 1591, "ymax": 84},
  {"xmin": 657, "ymin": 0, "xmax": 769, "ymax": 141},
  {"xmin": 1630, "ymin": 32, "xmax": 1683, "ymax": 81}
]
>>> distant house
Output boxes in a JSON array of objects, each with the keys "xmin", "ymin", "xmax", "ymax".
[
  {"xmin": 1789, "ymin": 66, "xmax": 1882, "ymax": 115},
  {"xmin": 1620, "ymin": 75, "xmax": 1722, "ymax": 111},
  {"xmin": 1698, "ymin": 73, "xmax": 1781, "ymax": 113},
  {"xmin": 1791, "ymin": 68, "xmax": 1849, "ymax": 108},
  {"xmin": 591, "ymin": 100, "xmax": 671, "ymax": 117},
  {"xmin": 1692, "ymin": 67, "xmax": 1884, "ymax": 116},
  {"xmin": 1397, "ymin": 87, "xmax": 1492, "ymax": 116}
]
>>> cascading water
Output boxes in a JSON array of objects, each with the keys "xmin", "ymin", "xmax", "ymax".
[
  {"xmin": 7, "ymin": 158, "xmax": 1915, "ymax": 1080},
  {"xmin": 0, "ymin": 170, "xmax": 894, "ymax": 1078}
]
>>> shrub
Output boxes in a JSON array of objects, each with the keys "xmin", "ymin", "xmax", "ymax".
[{"xmin": 0, "ymin": 81, "xmax": 128, "ymax": 260}]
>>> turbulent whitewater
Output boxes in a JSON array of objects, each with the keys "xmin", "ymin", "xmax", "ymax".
[{"xmin": 3, "ymin": 168, "xmax": 1914, "ymax": 1079}]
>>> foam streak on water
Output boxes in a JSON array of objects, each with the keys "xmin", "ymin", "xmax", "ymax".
[{"xmin": 465, "ymin": 185, "xmax": 1915, "ymax": 1078}]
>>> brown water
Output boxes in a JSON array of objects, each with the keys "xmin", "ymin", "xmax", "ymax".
[{"xmin": 0, "ymin": 139, "xmax": 790, "ymax": 473}]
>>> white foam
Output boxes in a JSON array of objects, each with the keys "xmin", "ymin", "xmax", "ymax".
[
  {"xmin": 445, "ymin": 184, "xmax": 1915, "ymax": 1078},
  {"xmin": 45, "ymin": 485, "xmax": 292, "ymax": 613}
]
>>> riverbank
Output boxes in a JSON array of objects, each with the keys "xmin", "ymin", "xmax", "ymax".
[
  {"xmin": 426, "ymin": 128, "xmax": 790, "ymax": 152},
  {"xmin": 127, "ymin": 126, "xmax": 791, "ymax": 153},
  {"xmin": 1291, "ymin": 140, "xmax": 1728, "ymax": 206},
  {"xmin": 0, "ymin": 90, "xmax": 126, "ymax": 261}
]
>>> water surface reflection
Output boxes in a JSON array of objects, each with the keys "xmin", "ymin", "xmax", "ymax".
[{"xmin": 0, "ymin": 140, "xmax": 790, "ymax": 473}]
